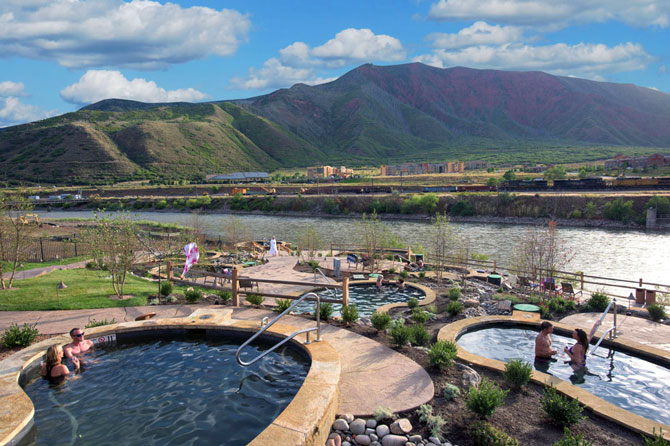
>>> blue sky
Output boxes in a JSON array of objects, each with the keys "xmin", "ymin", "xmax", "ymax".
[{"xmin": 1, "ymin": 0, "xmax": 669, "ymax": 127}]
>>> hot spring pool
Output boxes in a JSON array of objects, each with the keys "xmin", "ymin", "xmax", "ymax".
[
  {"xmin": 20, "ymin": 330, "xmax": 310, "ymax": 446},
  {"xmin": 293, "ymin": 283, "xmax": 426, "ymax": 317},
  {"xmin": 457, "ymin": 325, "xmax": 670, "ymax": 425}
]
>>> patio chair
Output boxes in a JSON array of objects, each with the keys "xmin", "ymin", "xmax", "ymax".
[
  {"xmin": 347, "ymin": 253, "xmax": 361, "ymax": 269},
  {"xmin": 239, "ymin": 277, "xmax": 259, "ymax": 293},
  {"xmin": 561, "ymin": 282, "xmax": 582, "ymax": 300},
  {"xmin": 517, "ymin": 276, "xmax": 538, "ymax": 292}
]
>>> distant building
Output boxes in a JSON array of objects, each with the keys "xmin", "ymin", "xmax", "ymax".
[
  {"xmin": 465, "ymin": 161, "xmax": 490, "ymax": 170},
  {"xmin": 306, "ymin": 165, "xmax": 354, "ymax": 178},
  {"xmin": 604, "ymin": 153, "xmax": 669, "ymax": 170},
  {"xmin": 207, "ymin": 172, "xmax": 270, "ymax": 182},
  {"xmin": 380, "ymin": 161, "xmax": 465, "ymax": 176}
]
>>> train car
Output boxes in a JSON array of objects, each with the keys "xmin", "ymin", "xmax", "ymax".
[
  {"xmin": 609, "ymin": 177, "xmax": 670, "ymax": 190},
  {"xmin": 422, "ymin": 186, "xmax": 458, "ymax": 193},
  {"xmin": 499, "ymin": 179, "xmax": 548, "ymax": 191},
  {"xmin": 456, "ymin": 185, "xmax": 496, "ymax": 192},
  {"xmin": 553, "ymin": 178, "xmax": 606, "ymax": 190}
]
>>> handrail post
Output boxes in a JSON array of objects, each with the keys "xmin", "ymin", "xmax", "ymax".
[
  {"xmin": 330, "ymin": 241, "xmax": 333, "ymax": 257},
  {"xmin": 232, "ymin": 267, "xmax": 239, "ymax": 307},
  {"xmin": 342, "ymin": 277, "xmax": 349, "ymax": 307}
]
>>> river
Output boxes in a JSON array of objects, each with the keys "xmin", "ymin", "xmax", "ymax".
[{"xmin": 37, "ymin": 210, "xmax": 670, "ymax": 292}]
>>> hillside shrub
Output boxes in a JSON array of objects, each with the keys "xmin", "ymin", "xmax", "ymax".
[
  {"xmin": 2, "ymin": 323, "xmax": 40, "ymax": 348},
  {"xmin": 409, "ymin": 324, "xmax": 430, "ymax": 346},
  {"xmin": 412, "ymin": 308, "xmax": 430, "ymax": 324},
  {"xmin": 553, "ymin": 428, "xmax": 593, "ymax": 446},
  {"xmin": 429, "ymin": 340, "xmax": 458, "ymax": 369},
  {"xmin": 548, "ymin": 296, "xmax": 576, "ymax": 313},
  {"xmin": 184, "ymin": 287, "xmax": 203, "ymax": 303},
  {"xmin": 466, "ymin": 377, "xmax": 508, "ymax": 419},
  {"xmin": 469, "ymin": 420, "xmax": 519, "ymax": 446},
  {"xmin": 408, "ymin": 297, "xmax": 419, "ymax": 309},
  {"xmin": 443, "ymin": 383, "xmax": 460, "ymax": 400},
  {"xmin": 584, "ymin": 292, "xmax": 609, "ymax": 312},
  {"xmin": 371, "ymin": 311, "xmax": 392, "ymax": 331},
  {"xmin": 603, "ymin": 197, "xmax": 633, "ymax": 222},
  {"xmin": 446, "ymin": 300, "xmax": 464, "ymax": 316},
  {"xmin": 316, "ymin": 302, "xmax": 334, "ymax": 321},
  {"xmin": 341, "ymin": 304, "xmax": 360, "ymax": 325},
  {"xmin": 503, "ymin": 359, "xmax": 533, "ymax": 389},
  {"xmin": 156, "ymin": 199, "xmax": 168, "ymax": 209},
  {"xmin": 569, "ymin": 209, "xmax": 582, "ymax": 219},
  {"xmin": 647, "ymin": 303, "xmax": 667, "ymax": 322},
  {"xmin": 448, "ymin": 287, "xmax": 461, "ymax": 300},
  {"xmin": 389, "ymin": 321, "xmax": 411, "ymax": 347},
  {"xmin": 646, "ymin": 195, "xmax": 670, "ymax": 214},
  {"xmin": 245, "ymin": 293, "xmax": 265, "ymax": 307},
  {"xmin": 541, "ymin": 385, "xmax": 583, "ymax": 427},
  {"xmin": 275, "ymin": 298, "xmax": 293, "ymax": 313},
  {"xmin": 450, "ymin": 200, "xmax": 475, "ymax": 216}
]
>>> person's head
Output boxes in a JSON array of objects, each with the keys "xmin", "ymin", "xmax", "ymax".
[
  {"xmin": 574, "ymin": 328, "xmax": 588, "ymax": 348},
  {"xmin": 540, "ymin": 321, "xmax": 553, "ymax": 334},
  {"xmin": 398, "ymin": 278, "xmax": 404, "ymax": 284},
  {"xmin": 70, "ymin": 328, "xmax": 85, "ymax": 342},
  {"xmin": 45, "ymin": 345, "xmax": 63, "ymax": 367}
]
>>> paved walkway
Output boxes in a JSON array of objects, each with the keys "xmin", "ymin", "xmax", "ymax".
[
  {"xmin": 10, "ymin": 260, "xmax": 90, "ymax": 280},
  {"xmin": 560, "ymin": 312, "xmax": 670, "ymax": 352}
]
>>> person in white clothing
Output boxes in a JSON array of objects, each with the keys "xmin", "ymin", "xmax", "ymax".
[{"xmin": 269, "ymin": 237, "xmax": 279, "ymax": 256}]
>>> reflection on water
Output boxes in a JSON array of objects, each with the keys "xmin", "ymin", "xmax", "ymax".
[{"xmin": 38, "ymin": 211, "xmax": 670, "ymax": 286}]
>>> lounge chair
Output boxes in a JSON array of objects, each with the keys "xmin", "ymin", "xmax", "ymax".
[
  {"xmin": 561, "ymin": 282, "xmax": 582, "ymax": 300},
  {"xmin": 517, "ymin": 276, "xmax": 538, "ymax": 292},
  {"xmin": 239, "ymin": 277, "xmax": 259, "ymax": 292},
  {"xmin": 347, "ymin": 253, "xmax": 361, "ymax": 269}
]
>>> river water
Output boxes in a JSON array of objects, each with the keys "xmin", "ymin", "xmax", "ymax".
[{"xmin": 37, "ymin": 211, "xmax": 670, "ymax": 291}]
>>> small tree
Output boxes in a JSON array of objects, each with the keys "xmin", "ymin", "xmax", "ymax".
[
  {"xmin": 297, "ymin": 224, "xmax": 322, "ymax": 261},
  {"xmin": 511, "ymin": 220, "xmax": 574, "ymax": 282},
  {"xmin": 81, "ymin": 211, "xmax": 139, "ymax": 298},
  {"xmin": 430, "ymin": 212, "xmax": 458, "ymax": 283},
  {"xmin": 0, "ymin": 192, "xmax": 36, "ymax": 289},
  {"xmin": 222, "ymin": 216, "xmax": 251, "ymax": 253},
  {"xmin": 357, "ymin": 211, "xmax": 394, "ymax": 272}
]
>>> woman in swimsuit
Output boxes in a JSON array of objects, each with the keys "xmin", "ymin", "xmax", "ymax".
[
  {"xmin": 41, "ymin": 345, "xmax": 79, "ymax": 384},
  {"xmin": 564, "ymin": 328, "xmax": 589, "ymax": 370}
]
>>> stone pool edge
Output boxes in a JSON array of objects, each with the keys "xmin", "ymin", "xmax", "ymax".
[
  {"xmin": 437, "ymin": 315, "xmax": 670, "ymax": 441},
  {"xmin": 0, "ymin": 308, "xmax": 341, "ymax": 446}
]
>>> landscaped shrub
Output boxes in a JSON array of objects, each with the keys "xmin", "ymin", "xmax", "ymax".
[
  {"xmin": 427, "ymin": 304, "xmax": 438, "ymax": 314},
  {"xmin": 503, "ymin": 359, "xmax": 533, "ymax": 389},
  {"xmin": 315, "ymin": 302, "xmax": 334, "ymax": 321},
  {"xmin": 400, "ymin": 270, "xmax": 409, "ymax": 278},
  {"xmin": 371, "ymin": 311, "xmax": 392, "ymax": 331},
  {"xmin": 541, "ymin": 385, "xmax": 583, "ymax": 427},
  {"xmin": 448, "ymin": 287, "xmax": 461, "ymax": 300},
  {"xmin": 584, "ymin": 292, "xmax": 609, "ymax": 312},
  {"xmin": 429, "ymin": 340, "xmax": 458, "ymax": 369},
  {"xmin": 553, "ymin": 427, "xmax": 593, "ymax": 446},
  {"xmin": 245, "ymin": 293, "xmax": 265, "ymax": 307},
  {"xmin": 373, "ymin": 406, "xmax": 394, "ymax": 422},
  {"xmin": 408, "ymin": 297, "xmax": 419, "ymax": 309},
  {"xmin": 341, "ymin": 304, "xmax": 360, "ymax": 325},
  {"xmin": 160, "ymin": 281, "xmax": 173, "ymax": 297},
  {"xmin": 389, "ymin": 321, "xmax": 411, "ymax": 347},
  {"xmin": 443, "ymin": 383, "xmax": 460, "ymax": 400},
  {"xmin": 307, "ymin": 260, "xmax": 319, "ymax": 270},
  {"xmin": 644, "ymin": 428, "xmax": 669, "ymax": 446},
  {"xmin": 548, "ymin": 296, "xmax": 576, "ymax": 313},
  {"xmin": 1, "ymin": 323, "xmax": 39, "ymax": 348},
  {"xmin": 388, "ymin": 267, "xmax": 396, "ymax": 274},
  {"xmin": 85, "ymin": 318, "xmax": 116, "ymax": 328},
  {"xmin": 468, "ymin": 420, "xmax": 519, "ymax": 446},
  {"xmin": 419, "ymin": 271, "xmax": 426, "ymax": 278},
  {"xmin": 409, "ymin": 324, "xmax": 430, "ymax": 346},
  {"xmin": 466, "ymin": 377, "xmax": 508, "ymax": 419},
  {"xmin": 446, "ymin": 300, "xmax": 464, "ymax": 316},
  {"xmin": 415, "ymin": 404, "xmax": 446, "ymax": 439},
  {"xmin": 217, "ymin": 290, "xmax": 232, "ymax": 304},
  {"xmin": 412, "ymin": 308, "xmax": 430, "ymax": 324},
  {"xmin": 647, "ymin": 303, "xmax": 667, "ymax": 322},
  {"xmin": 275, "ymin": 298, "xmax": 293, "ymax": 313},
  {"xmin": 184, "ymin": 288, "xmax": 203, "ymax": 303}
]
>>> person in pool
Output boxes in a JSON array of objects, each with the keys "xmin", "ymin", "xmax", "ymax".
[
  {"xmin": 396, "ymin": 278, "xmax": 405, "ymax": 289},
  {"xmin": 64, "ymin": 328, "xmax": 94, "ymax": 365},
  {"xmin": 41, "ymin": 345, "xmax": 79, "ymax": 384},
  {"xmin": 535, "ymin": 321, "xmax": 557, "ymax": 359},
  {"xmin": 564, "ymin": 320, "xmax": 602, "ymax": 371},
  {"xmin": 376, "ymin": 274, "xmax": 384, "ymax": 289}
]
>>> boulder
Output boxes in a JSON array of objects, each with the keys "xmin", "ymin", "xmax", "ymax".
[
  {"xmin": 381, "ymin": 435, "xmax": 408, "ymax": 446},
  {"xmin": 333, "ymin": 419, "xmax": 349, "ymax": 431},
  {"xmin": 463, "ymin": 299, "xmax": 479, "ymax": 308},
  {"xmin": 376, "ymin": 425, "xmax": 390, "ymax": 438},
  {"xmin": 389, "ymin": 418, "xmax": 412, "ymax": 435},
  {"xmin": 355, "ymin": 435, "xmax": 372, "ymax": 445},
  {"xmin": 496, "ymin": 299, "xmax": 512, "ymax": 312},
  {"xmin": 350, "ymin": 418, "xmax": 367, "ymax": 435},
  {"xmin": 366, "ymin": 419, "xmax": 377, "ymax": 429}
]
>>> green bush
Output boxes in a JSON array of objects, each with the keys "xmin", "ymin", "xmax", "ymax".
[
  {"xmin": 85, "ymin": 318, "xmax": 116, "ymax": 328},
  {"xmin": 412, "ymin": 308, "xmax": 430, "ymax": 324},
  {"xmin": 468, "ymin": 420, "xmax": 519, "ymax": 446},
  {"xmin": 217, "ymin": 290, "xmax": 232, "ymax": 303},
  {"xmin": 503, "ymin": 359, "xmax": 533, "ymax": 389},
  {"xmin": 548, "ymin": 296, "xmax": 576, "ymax": 313},
  {"xmin": 307, "ymin": 260, "xmax": 319, "ymax": 270},
  {"xmin": 373, "ymin": 406, "xmax": 394, "ymax": 422},
  {"xmin": 160, "ymin": 281, "xmax": 173, "ymax": 297},
  {"xmin": 540, "ymin": 304, "xmax": 553, "ymax": 320},
  {"xmin": 446, "ymin": 300, "xmax": 464, "ymax": 316},
  {"xmin": 315, "ymin": 302, "xmax": 334, "ymax": 321},
  {"xmin": 466, "ymin": 377, "xmax": 508, "ymax": 419},
  {"xmin": 429, "ymin": 340, "xmax": 458, "ymax": 369},
  {"xmin": 541, "ymin": 385, "xmax": 583, "ymax": 427},
  {"xmin": 275, "ymin": 298, "xmax": 293, "ymax": 313},
  {"xmin": 184, "ymin": 288, "xmax": 203, "ymax": 303},
  {"xmin": 409, "ymin": 324, "xmax": 430, "ymax": 346},
  {"xmin": 371, "ymin": 311, "xmax": 392, "ymax": 331},
  {"xmin": 419, "ymin": 271, "xmax": 426, "ymax": 278},
  {"xmin": 245, "ymin": 293, "xmax": 265, "ymax": 307},
  {"xmin": 603, "ymin": 197, "xmax": 633, "ymax": 222},
  {"xmin": 644, "ymin": 428, "xmax": 669, "ymax": 446},
  {"xmin": 415, "ymin": 404, "xmax": 446, "ymax": 439},
  {"xmin": 1, "ymin": 323, "xmax": 39, "ymax": 348},
  {"xmin": 553, "ymin": 427, "xmax": 594, "ymax": 446},
  {"xmin": 407, "ymin": 297, "xmax": 419, "ymax": 309},
  {"xmin": 156, "ymin": 199, "xmax": 168, "ymax": 209},
  {"xmin": 427, "ymin": 304, "xmax": 438, "ymax": 314},
  {"xmin": 389, "ymin": 321, "xmax": 411, "ymax": 347},
  {"xmin": 400, "ymin": 270, "xmax": 409, "ymax": 278},
  {"xmin": 647, "ymin": 303, "xmax": 667, "ymax": 322},
  {"xmin": 443, "ymin": 383, "xmax": 460, "ymax": 400},
  {"xmin": 569, "ymin": 209, "xmax": 582, "ymax": 219},
  {"xmin": 341, "ymin": 304, "xmax": 360, "ymax": 325},
  {"xmin": 448, "ymin": 287, "xmax": 462, "ymax": 300},
  {"xmin": 584, "ymin": 292, "xmax": 609, "ymax": 312},
  {"xmin": 388, "ymin": 267, "xmax": 396, "ymax": 274},
  {"xmin": 451, "ymin": 200, "xmax": 475, "ymax": 216}
]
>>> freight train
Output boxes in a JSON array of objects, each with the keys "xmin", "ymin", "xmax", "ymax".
[{"xmin": 499, "ymin": 177, "xmax": 670, "ymax": 191}]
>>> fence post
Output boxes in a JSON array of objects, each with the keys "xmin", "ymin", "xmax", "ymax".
[
  {"xmin": 166, "ymin": 261, "xmax": 174, "ymax": 280},
  {"xmin": 533, "ymin": 265, "xmax": 537, "ymax": 281},
  {"xmin": 74, "ymin": 234, "xmax": 78, "ymax": 257},
  {"xmin": 407, "ymin": 246, "xmax": 412, "ymax": 261},
  {"xmin": 232, "ymin": 268, "xmax": 239, "ymax": 307},
  {"xmin": 330, "ymin": 241, "xmax": 333, "ymax": 258},
  {"xmin": 580, "ymin": 272, "xmax": 584, "ymax": 291},
  {"xmin": 493, "ymin": 260, "xmax": 497, "ymax": 272},
  {"xmin": 39, "ymin": 238, "xmax": 45, "ymax": 262},
  {"xmin": 342, "ymin": 277, "xmax": 349, "ymax": 307}
]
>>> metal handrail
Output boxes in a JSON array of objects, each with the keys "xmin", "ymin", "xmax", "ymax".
[
  {"xmin": 314, "ymin": 268, "xmax": 336, "ymax": 296},
  {"xmin": 236, "ymin": 292, "xmax": 322, "ymax": 367},
  {"xmin": 590, "ymin": 326, "xmax": 616, "ymax": 356}
]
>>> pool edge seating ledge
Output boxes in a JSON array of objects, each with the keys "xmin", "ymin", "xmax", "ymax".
[
  {"xmin": 437, "ymin": 315, "xmax": 670, "ymax": 441},
  {"xmin": 0, "ymin": 308, "xmax": 341, "ymax": 446}
]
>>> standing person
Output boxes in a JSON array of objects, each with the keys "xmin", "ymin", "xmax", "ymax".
[
  {"xmin": 269, "ymin": 236, "xmax": 279, "ymax": 256},
  {"xmin": 64, "ymin": 328, "xmax": 94, "ymax": 363},
  {"xmin": 42, "ymin": 345, "xmax": 78, "ymax": 384},
  {"xmin": 376, "ymin": 274, "xmax": 383, "ymax": 290}
]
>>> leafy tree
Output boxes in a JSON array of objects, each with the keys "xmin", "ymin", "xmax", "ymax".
[
  {"xmin": 544, "ymin": 166, "xmax": 567, "ymax": 180},
  {"xmin": 297, "ymin": 224, "xmax": 322, "ymax": 261},
  {"xmin": 430, "ymin": 213, "xmax": 458, "ymax": 283},
  {"xmin": 222, "ymin": 216, "xmax": 251, "ymax": 253},
  {"xmin": 511, "ymin": 220, "xmax": 574, "ymax": 280},
  {"xmin": 603, "ymin": 198, "xmax": 633, "ymax": 222},
  {"xmin": 502, "ymin": 169, "xmax": 517, "ymax": 181},
  {"xmin": 646, "ymin": 195, "xmax": 670, "ymax": 214},
  {"xmin": 486, "ymin": 177, "xmax": 500, "ymax": 187},
  {"xmin": 357, "ymin": 211, "xmax": 395, "ymax": 272},
  {"xmin": 0, "ymin": 192, "xmax": 35, "ymax": 289}
]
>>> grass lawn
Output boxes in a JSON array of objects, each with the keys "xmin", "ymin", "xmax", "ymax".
[
  {"xmin": 0, "ymin": 268, "xmax": 187, "ymax": 311},
  {"xmin": 1, "ymin": 256, "xmax": 87, "ymax": 273}
]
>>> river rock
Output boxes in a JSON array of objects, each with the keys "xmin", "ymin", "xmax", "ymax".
[
  {"xmin": 328, "ymin": 433, "xmax": 342, "ymax": 446},
  {"xmin": 350, "ymin": 418, "xmax": 367, "ymax": 435},
  {"xmin": 456, "ymin": 363, "xmax": 481, "ymax": 388},
  {"xmin": 333, "ymin": 419, "xmax": 349, "ymax": 431},
  {"xmin": 366, "ymin": 428, "xmax": 376, "ymax": 436},
  {"xmin": 339, "ymin": 413, "xmax": 355, "ymax": 423},
  {"xmin": 381, "ymin": 435, "xmax": 408, "ymax": 446},
  {"xmin": 429, "ymin": 437, "xmax": 442, "ymax": 445},
  {"xmin": 390, "ymin": 418, "xmax": 412, "ymax": 435},
  {"xmin": 409, "ymin": 435, "xmax": 422, "ymax": 443},
  {"xmin": 496, "ymin": 300, "xmax": 512, "ymax": 312},
  {"xmin": 366, "ymin": 419, "xmax": 377, "ymax": 428},
  {"xmin": 376, "ymin": 425, "xmax": 390, "ymax": 438},
  {"xmin": 370, "ymin": 434, "xmax": 378, "ymax": 442},
  {"xmin": 356, "ymin": 435, "xmax": 372, "ymax": 445},
  {"xmin": 463, "ymin": 299, "xmax": 479, "ymax": 308}
]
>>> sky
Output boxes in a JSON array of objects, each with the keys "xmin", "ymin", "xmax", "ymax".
[{"xmin": 1, "ymin": 0, "xmax": 669, "ymax": 128}]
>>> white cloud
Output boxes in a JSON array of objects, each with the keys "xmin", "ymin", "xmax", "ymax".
[
  {"xmin": 60, "ymin": 70, "xmax": 209, "ymax": 105},
  {"xmin": 0, "ymin": 96, "xmax": 57, "ymax": 127},
  {"xmin": 0, "ymin": 81, "xmax": 27, "ymax": 97},
  {"xmin": 427, "ymin": 21, "xmax": 524, "ymax": 49},
  {"xmin": 427, "ymin": 0, "xmax": 669, "ymax": 28},
  {"xmin": 0, "ymin": 0, "xmax": 250, "ymax": 69},
  {"xmin": 414, "ymin": 42, "xmax": 654, "ymax": 79},
  {"xmin": 230, "ymin": 58, "xmax": 335, "ymax": 90},
  {"xmin": 311, "ymin": 28, "xmax": 406, "ymax": 65}
]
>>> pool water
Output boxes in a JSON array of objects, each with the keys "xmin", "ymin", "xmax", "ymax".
[
  {"xmin": 457, "ymin": 326, "xmax": 670, "ymax": 425},
  {"xmin": 21, "ymin": 333, "xmax": 310, "ymax": 446},
  {"xmin": 293, "ymin": 283, "xmax": 425, "ymax": 317}
]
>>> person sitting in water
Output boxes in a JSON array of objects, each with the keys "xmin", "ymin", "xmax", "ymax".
[
  {"xmin": 416, "ymin": 259, "xmax": 424, "ymax": 270},
  {"xmin": 376, "ymin": 274, "xmax": 384, "ymax": 289},
  {"xmin": 535, "ymin": 321, "xmax": 558, "ymax": 360},
  {"xmin": 64, "ymin": 328, "xmax": 94, "ymax": 364},
  {"xmin": 396, "ymin": 278, "xmax": 405, "ymax": 289},
  {"xmin": 403, "ymin": 260, "xmax": 419, "ymax": 272},
  {"xmin": 42, "ymin": 345, "xmax": 78, "ymax": 383},
  {"xmin": 564, "ymin": 320, "xmax": 602, "ymax": 371}
]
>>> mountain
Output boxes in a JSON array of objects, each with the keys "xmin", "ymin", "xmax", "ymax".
[{"xmin": 1, "ymin": 63, "xmax": 669, "ymax": 184}]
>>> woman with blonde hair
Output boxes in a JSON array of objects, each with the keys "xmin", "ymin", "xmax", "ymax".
[{"xmin": 41, "ymin": 344, "xmax": 78, "ymax": 383}]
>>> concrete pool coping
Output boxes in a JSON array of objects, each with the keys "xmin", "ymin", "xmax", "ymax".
[
  {"xmin": 0, "ymin": 308, "xmax": 340, "ymax": 446},
  {"xmin": 437, "ymin": 315, "xmax": 670, "ymax": 440}
]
